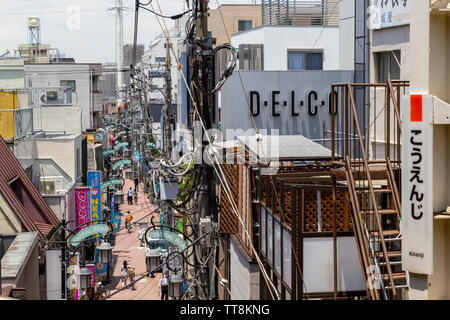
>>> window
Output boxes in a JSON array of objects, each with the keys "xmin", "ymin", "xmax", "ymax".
[
  {"xmin": 238, "ymin": 44, "xmax": 264, "ymax": 70},
  {"xmin": 60, "ymin": 80, "xmax": 76, "ymax": 92},
  {"xmin": 238, "ymin": 20, "xmax": 252, "ymax": 32},
  {"xmin": 155, "ymin": 57, "xmax": 166, "ymax": 63},
  {"xmin": 375, "ymin": 50, "xmax": 401, "ymax": 83},
  {"xmin": 287, "ymin": 51, "xmax": 323, "ymax": 70}
]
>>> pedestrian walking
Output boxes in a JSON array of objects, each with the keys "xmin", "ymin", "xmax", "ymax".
[
  {"xmin": 159, "ymin": 272, "xmax": 169, "ymax": 300},
  {"xmin": 120, "ymin": 261, "xmax": 129, "ymax": 288},
  {"xmin": 125, "ymin": 211, "xmax": 133, "ymax": 233},
  {"xmin": 127, "ymin": 187, "xmax": 133, "ymax": 205},
  {"xmin": 134, "ymin": 188, "xmax": 138, "ymax": 204},
  {"xmin": 134, "ymin": 177, "xmax": 139, "ymax": 192}
]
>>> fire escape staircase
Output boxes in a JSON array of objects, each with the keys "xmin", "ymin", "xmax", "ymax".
[
  {"xmin": 346, "ymin": 157, "xmax": 407, "ymax": 300},
  {"xmin": 332, "ymin": 82, "xmax": 409, "ymax": 300}
]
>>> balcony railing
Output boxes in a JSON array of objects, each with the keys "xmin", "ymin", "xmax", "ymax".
[
  {"xmin": 0, "ymin": 108, "xmax": 33, "ymax": 141},
  {"xmin": 262, "ymin": 0, "xmax": 339, "ymax": 27}
]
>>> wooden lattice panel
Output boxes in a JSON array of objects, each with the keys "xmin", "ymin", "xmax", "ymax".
[
  {"xmin": 218, "ymin": 164, "xmax": 239, "ymax": 234},
  {"xmin": 302, "ymin": 189, "xmax": 318, "ymax": 232},
  {"xmin": 320, "ymin": 191, "xmax": 352, "ymax": 232}
]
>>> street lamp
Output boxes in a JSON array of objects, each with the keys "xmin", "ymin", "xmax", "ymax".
[
  {"xmin": 77, "ymin": 268, "xmax": 92, "ymax": 290},
  {"xmin": 145, "ymin": 249, "xmax": 160, "ymax": 272},
  {"xmin": 96, "ymin": 241, "xmax": 113, "ymax": 264},
  {"xmin": 114, "ymin": 190, "xmax": 124, "ymax": 205},
  {"xmin": 169, "ymin": 276, "xmax": 183, "ymax": 298}
]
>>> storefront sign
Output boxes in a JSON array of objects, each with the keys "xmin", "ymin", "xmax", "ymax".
[
  {"xmin": 101, "ymin": 179, "xmax": 122, "ymax": 191},
  {"xmin": 88, "ymin": 171, "xmax": 102, "ymax": 241},
  {"xmin": 149, "ymin": 229, "xmax": 187, "ymax": 251},
  {"xmin": 75, "ymin": 188, "xmax": 91, "ymax": 230},
  {"xmin": 401, "ymin": 94, "xmax": 433, "ymax": 274},
  {"xmin": 112, "ymin": 159, "xmax": 131, "ymax": 170},
  {"xmin": 220, "ymin": 71, "xmax": 353, "ymax": 138},
  {"xmin": 369, "ymin": 0, "xmax": 410, "ymax": 30},
  {"xmin": 70, "ymin": 223, "xmax": 110, "ymax": 247}
]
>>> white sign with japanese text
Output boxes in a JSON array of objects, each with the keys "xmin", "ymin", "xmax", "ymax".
[
  {"xmin": 401, "ymin": 94, "xmax": 433, "ymax": 275},
  {"xmin": 369, "ymin": 0, "xmax": 410, "ymax": 30}
]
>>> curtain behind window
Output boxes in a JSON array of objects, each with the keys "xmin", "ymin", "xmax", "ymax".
[{"xmin": 288, "ymin": 51, "xmax": 305, "ymax": 70}]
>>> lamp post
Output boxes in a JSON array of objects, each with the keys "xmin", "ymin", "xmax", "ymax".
[
  {"xmin": 114, "ymin": 189, "xmax": 124, "ymax": 205},
  {"xmin": 77, "ymin": 268, "xmax": 92, "ymax": 290},
  {"xmin": 96, "ymin": 241, "xmax": 113, "ymax": 264},
  {"xmin": 145, "ymin": 249, "xmax": 160, "ymax": 273},
  {"xmin": 169, "ymin": 275, "xmax": 184, "ymax": 299}
]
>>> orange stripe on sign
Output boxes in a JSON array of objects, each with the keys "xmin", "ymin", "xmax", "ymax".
[{"xmin": 410, "ymin": 95, "xmax": 423, "ymax": 122}]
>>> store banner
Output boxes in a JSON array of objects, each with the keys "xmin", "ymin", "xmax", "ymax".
[
  {"xmin": 88, "ymin": 171, "xmax": 102, "ymax": 241},
  {"xmin": 110, "ymin": 211, "xmax": 122, "ymax": 232},
  {"xmin": 95, "ymin": 250, "xmax": 108, "ymax": 281},
  {"xmin": 369, "ymin": 0, "xmax": 410, "ymax": 30},
  {"xmin": 75, "ymin": 187, "xmax": 91, "ymax": 230},
  {"xmin": 401, "ymin": 94, "xmax": 433, "ymax": 275}
]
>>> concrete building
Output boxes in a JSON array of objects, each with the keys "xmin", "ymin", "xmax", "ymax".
[
  {"xmin": 231, "ymin": 25, "xmax": 340, "ymax": 71},
  {"xmin": 25, "ymin": 63, "xmax": 103, "ymax": 131},
  {"xmin": 209, "ymin": 4, "xmax": 262, "ymax": 47},
  {"xmin": 142, "ymin": 17, "xmax": 187, "ymax": 104},
  {"xmin": 33, "ymin": 133, "xmax": 85, "ymax": 186},
  {"xmin": 0, "ymin": 57, "xmax": 25, "ymax": 89}
]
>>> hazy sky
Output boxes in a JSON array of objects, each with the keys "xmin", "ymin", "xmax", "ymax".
[{"xmin": 0, "ymin": 0, "xmax": 256, "ymax": 63}]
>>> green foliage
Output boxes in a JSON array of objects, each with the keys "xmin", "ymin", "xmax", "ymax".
[{"xmin": 177, "ymin": 162, "xmax": 194, "ymax": 202}]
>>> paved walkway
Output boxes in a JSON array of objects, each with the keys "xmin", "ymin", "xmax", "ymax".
[{"xmin": 106, "ymin": 175, "xmax": 162, "ymax": 300}]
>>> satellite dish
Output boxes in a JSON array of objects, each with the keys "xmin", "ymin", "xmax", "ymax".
[{"xmin": 40, "ymin": 94, "xmax": 46, "ymax": 103}]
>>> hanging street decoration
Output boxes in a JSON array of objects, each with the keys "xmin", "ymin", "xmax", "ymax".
[
  {"xmin": 149, "ymin": 229, "xmax": 188, "ymax": 251},
  {"xmin": 101, "ymin": 179, "xmax": 123, "ymax": 191},
  {"xmin": 69, "ymin": 223, "xmax": 110, "ymax": 247},
  {"xmin": 112, "ymin": 159, "xmax": 131, "ymax": 170},
  {"xmin": 103, "ymin": 149, "xmax": 115, "ymax": 156}
]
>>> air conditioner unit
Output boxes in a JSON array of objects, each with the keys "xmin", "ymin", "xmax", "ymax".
[{"xmin": 40, "ymin": 176, "xmax": 64, "ymax": 194}]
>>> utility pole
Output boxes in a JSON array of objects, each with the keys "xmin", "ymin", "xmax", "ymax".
[
  {"xmin": 163, "ymin": 38, "xmax": 173, "ymax": 159},
  {"xmin": 193, "ymin": 0, "xmax": 218, "ymax": 300},
  {"xmin": 115, "ymin": 0, "xmax": 126, "ymax": 107}
]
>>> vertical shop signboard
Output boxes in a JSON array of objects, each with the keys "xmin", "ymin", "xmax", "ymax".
[
  {"xmin": 110, "ymin": 211, "xmax": 122, "ymax": 232},
  {"xmin": 401, "ymin": 94, "xmax": 433, "ymax": 274},
  {"xmin": 75, "ymin": 187, "xmax": 91, "ymax": 230},
  {"xmin": 88, "ymin": 171, "xmax": 102, "ymax": 241}
]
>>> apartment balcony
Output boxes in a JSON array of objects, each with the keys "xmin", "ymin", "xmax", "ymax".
[
  {"xmin": 0, "ymin": 108, "xmax": 33, "ymax": 142},
  {"xmin": 262, "ymin": 0, "xmax": 339, "ymax": 27}
]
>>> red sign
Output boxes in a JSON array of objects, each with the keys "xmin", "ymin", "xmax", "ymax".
[{"xmin": 410, "ymin": 95, "xmax": 423, "ymax": 122}]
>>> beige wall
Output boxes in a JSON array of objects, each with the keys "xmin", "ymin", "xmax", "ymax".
[
  {"xmin": 0, "ymin": 192, "xmax": 23, "ymax": 234},
  {"xmin": 429, "ymin": 14, "xmax": 449, "ymax": 103},
  {"xmin": 209, "ymin": 5, "xmax": 262, "ymax": 46},
  {"xmin": 34, "ymin": 105, "xmax": 82, "ymax": 135},
  {"xmin": 35, "ymin": 139, "xmax": 78, "ymax": 183}
]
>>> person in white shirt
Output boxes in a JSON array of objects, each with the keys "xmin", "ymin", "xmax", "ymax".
[{"xmin": 159, "ymin": 272, "xmax": 169, "ymax": 300}]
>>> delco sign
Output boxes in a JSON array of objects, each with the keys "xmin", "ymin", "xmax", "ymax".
[
  {"xmin": 220, "ymin": 71, "xmax": 353, "ymax": 139},
  {"xmin": 401, "ymin": 94, "xmax": 433, "ymax": 275}
]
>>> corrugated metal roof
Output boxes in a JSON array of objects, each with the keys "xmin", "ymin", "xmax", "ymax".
[
  {"xmin": 0, "ymin": 136, "xmax": 60, "ymax": 239},
  {"xmin": 0, "ymin": 232, "xmax": 38, "ymax": 279},
  {"xmin": 237, "ymin": 134, "xmax": 331, "ymax": 162}
]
